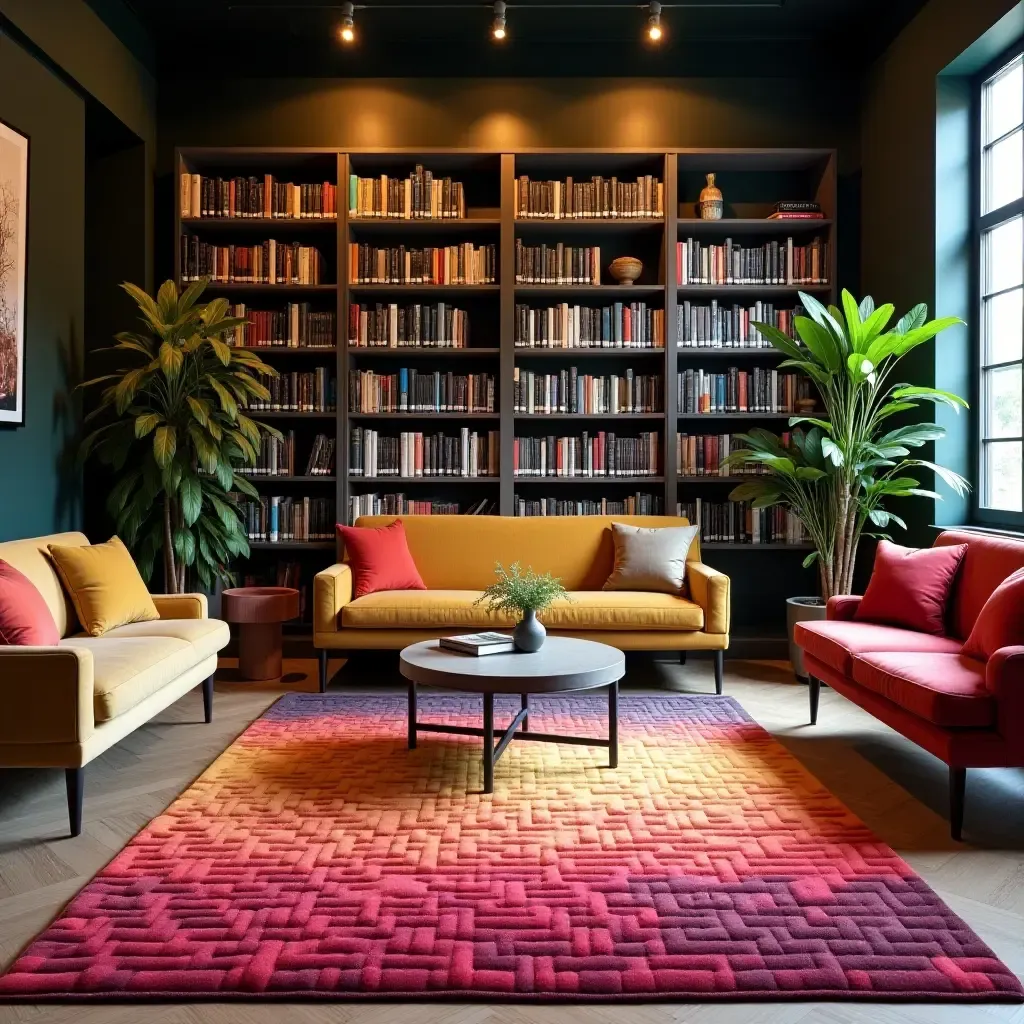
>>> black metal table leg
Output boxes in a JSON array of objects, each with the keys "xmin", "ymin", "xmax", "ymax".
[
  {"xmin": 521, "ymin": 692, "xmax": 529, "ymax": 732},
  {"xmin": 608, "ymin": 679, "xmax": 619, "ymax": 769},
  {"xmin": 408, "ymin": 682, "xmax": 417, "ymax": 749},
  {"xmin": 483, "ymin": 692, "xmax": 495, "ymax": 794}
]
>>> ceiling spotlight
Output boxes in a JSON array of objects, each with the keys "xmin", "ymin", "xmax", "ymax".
[
  {"xmin": 492, "ymin": 1, "xmax": 507, "ymax": 40},
  {"xmin": 339, "ymin": 1, "xmax": 355, "ymax": 43},
  {"xmin": 647, "ymin": 1, "xmax": 662, "ymax": 41}
]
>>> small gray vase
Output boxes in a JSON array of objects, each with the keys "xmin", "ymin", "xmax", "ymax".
[{"xmin": 513, "ymin": 608, "xmax": 546, "ymax": 652}]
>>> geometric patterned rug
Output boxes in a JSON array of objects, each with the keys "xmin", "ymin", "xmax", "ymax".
[{"xmin": 0, "ymin": 693, "xmax": 1020, "ymax": 1003}]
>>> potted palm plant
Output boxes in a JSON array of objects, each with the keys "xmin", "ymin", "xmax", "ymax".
[
  {"xmin": 476, "ymin": 562, "xmax": 568, "ymax": 652},
  {"xmin": 81, "ymin": 279, "xmax": 280, "ymax": 594},
  {"xmin": 726, "ymin": 290, "xmax": 969, "ymax": 678}
]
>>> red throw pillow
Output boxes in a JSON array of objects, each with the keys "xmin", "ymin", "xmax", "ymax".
[
  {"xmin": 0, "ymin": 560, "xmax": 60, "ymax": 645},
  {"xmin": 337, "ymin": 519, "xmax": 426, "ymax": 599},
  {"xmin": 963, "ymin": 567, "xmax": 1024, "ymax": 660},
  {"xmin": 855, "ymin": 540, "xmax": 967, "ymax": 635}
]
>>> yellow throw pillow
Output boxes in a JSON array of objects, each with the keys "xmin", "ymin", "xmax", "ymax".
[{"xmin": 48, "ymin": 536, "xmax": 159, "ymax": 636}]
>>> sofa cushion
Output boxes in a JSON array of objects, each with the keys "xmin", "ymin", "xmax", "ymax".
[
  {"xmin": 794, "ymin": 619, "xmax": 963, "ymax": 676},
  {"xmin": 59, "ymin": 636, "xmax": 206, "ymax": 722},
  {"xmin": 962, "ymin": 567, "xmax": 1024, "ymax": 661},
  {"xmin": 101, "ymin": 617, "xmax": 230, "ymax": 661},
  {"xmin": 603, "ymin": 522, "xmax": 698, "ymax": 595},
  {"xmin": 48, "ymin": 536, "xmax": 159, "ymax": 636},
  {"xmin": 0, "ymin": 560, "xmax": 59, "ymax": 645},
  {"xmin": 337, "ymin": 519, "xmax": 426, "ymax": 599},
  {"xmin": 851, "ymin": 652, "xmax": 995, "ymax": 728},
  {"xmin": 342, "ymin": 589, "xmax": 704, "ymax": 631},
  {"xmin": 855, "ymin": 540, "xmax": 968, "ymax": 635}
]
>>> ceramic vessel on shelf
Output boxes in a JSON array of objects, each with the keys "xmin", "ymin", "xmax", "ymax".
[
  {"xmin": 608, "ymin": 256, "xmax": 643, "ymax": 285},
  {"xmin": 699, "ymin": 173, "xmax": 724, "ymax": 220}
]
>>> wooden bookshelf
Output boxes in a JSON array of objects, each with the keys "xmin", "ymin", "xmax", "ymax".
[{"xmin": 174, "ymin": 146, "xmax": 837, "ymax": 597}]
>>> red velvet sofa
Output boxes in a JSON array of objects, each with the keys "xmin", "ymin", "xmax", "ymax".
[{"xmin": 794, "ymin": 529, "xmax": 1024, "ymax": 841}]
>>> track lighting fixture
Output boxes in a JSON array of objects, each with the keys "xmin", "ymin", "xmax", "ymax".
[
  {"xmin": 492, "ymin": 1, "xmax": 507, "ymax": 41},
  {"xmin": 647, "ymin": 1, "xmax": 662, "ymax": 41},
  {"xmin": 339, "ymin": 1, "xmax": 355, "ymax": 43}
]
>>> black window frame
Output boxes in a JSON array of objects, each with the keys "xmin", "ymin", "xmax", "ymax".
[{"xmin": 972, "ymin": 39, "xmax": 1024, "ymax": 530}]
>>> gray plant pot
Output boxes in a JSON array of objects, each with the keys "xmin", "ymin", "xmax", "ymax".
[
  {"xmin": 513, "ymin": 608, "xmax": 546, "ymax": 652},
  {"xmin": 787, "ymin": 596, "xmax": 827, "ymax": 681}
]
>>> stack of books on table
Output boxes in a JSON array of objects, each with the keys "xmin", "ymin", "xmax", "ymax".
[{"xmin": 439, "ymin": 632, "xmax": 516, "ymax": 656}]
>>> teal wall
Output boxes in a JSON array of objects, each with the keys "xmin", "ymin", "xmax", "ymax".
[
  {"xmin": 861, "ymin": 0, "xmax": 1024, "ymax": 541},
  {"xmin": 0, "ymin": 31, "xmax": 85, "ymax": 540}
]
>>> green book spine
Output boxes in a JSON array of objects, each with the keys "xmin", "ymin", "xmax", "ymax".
[{"xmin": 349, "ymin": 174, "xmax": 358, "ymax": 215}]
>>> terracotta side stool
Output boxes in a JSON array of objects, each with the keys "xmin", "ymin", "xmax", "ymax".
[{"xmin": 222, "ymin": 586, "xmax": 300, "ymax": 680}]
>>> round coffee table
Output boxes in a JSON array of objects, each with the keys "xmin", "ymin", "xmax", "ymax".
[
  {"xmin": 221, "ymin": 586, "xmax": 300, "ymax": 681},
  {"xmin": 399, "ymin": 637, "xmax": 625, "ymax": 793}
]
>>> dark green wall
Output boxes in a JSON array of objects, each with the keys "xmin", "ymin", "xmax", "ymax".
[
  {"xmin": 157, "ymin": 75, "xmax": 860, "ymax": 167},
  {"xmin": 861, "ymin": 0, "xmax": 1024, "ymax": 541},
  {"xmin": 0, "ymin": 31, "xmax": 85, "ymax": 540}
]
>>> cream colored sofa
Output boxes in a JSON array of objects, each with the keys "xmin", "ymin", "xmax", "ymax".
[{"xmin": 0, "ymin": 532, "xmax": 230, "ymax": 836}]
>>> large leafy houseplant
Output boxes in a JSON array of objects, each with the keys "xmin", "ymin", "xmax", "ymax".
[
  {"xmin": 727, "ymin": 290, "xmax": 969, "ymax": 600},
  {"xmin": 81, "ymin": 279, "xmax": 279, "ymax": 593}
]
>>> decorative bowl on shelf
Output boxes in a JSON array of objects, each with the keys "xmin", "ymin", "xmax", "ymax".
[
  {"xmin": 608, "ymin": 257, "xmax": 643, "ymax": 285},
  {"xmin": 795, "ymin": 397, "xmax": 817, "ymax": 415}
]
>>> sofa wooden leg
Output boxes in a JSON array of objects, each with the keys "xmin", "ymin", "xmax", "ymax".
[
  {"xmin": 318, "ymin": 648, "xmax": 328, "ymax": 693},
  {"xmin": 809, "ymin": 676, "xmax": 821, "ymax": 725},
  {"xmin": 950, "ymin": 766, "xmax": 966, "ymax": 842},
  {"xmin": 65, "ymin": 768, "xmax": 84, "ymax": 838},
  {"xmin": 678, "ymin": 651, "xmax": 687, "ymax": 665},
  {"xmin": 202, "ymin": 675, "xmax": 214, "ymax": 724},
  {"xmin": 713, "ymin": 650, "xmax": 724, "ymax": 695}
]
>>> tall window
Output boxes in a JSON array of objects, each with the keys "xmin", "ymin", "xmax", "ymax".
[{"xmin": 978, "ymin": 52, "xmax": 1024, "ymax": 522}]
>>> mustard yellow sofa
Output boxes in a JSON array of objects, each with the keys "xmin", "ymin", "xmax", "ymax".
[
  {"xmin": 314, "ymin": 515, "xmax": 730, "ymax": 691},
  {"xmin": 0, "ymin": 532, "xmax": 230, "ymax": 837}
]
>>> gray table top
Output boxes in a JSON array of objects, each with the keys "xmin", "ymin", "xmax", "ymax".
[{"xmin": 399, "ymin": 636, "xmax": 625, "ymax": 694}]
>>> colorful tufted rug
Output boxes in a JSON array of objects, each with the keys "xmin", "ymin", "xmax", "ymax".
[{"xmin": 1, "ymin": 693, "xmax": 1020, "ymax": 1003}]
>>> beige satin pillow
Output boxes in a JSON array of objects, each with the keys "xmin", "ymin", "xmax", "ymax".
[{"xmin": 603, "ymin": 522, "xmax": 698, "ymax": 595}]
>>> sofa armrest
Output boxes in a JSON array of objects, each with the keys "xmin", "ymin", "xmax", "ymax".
[
  {"xmin": 152, "ymin": 593, "xmax": 208, "ymax": 620},
  {"xmin": 687, "ymin": 561, "xmax": 730, "ymax": 635},
  {"xmin": 987, "ymin": 646, "xmax": 1024, "ymax": 750},
  {"xmin": 315, "ymin": 564, "xmax": 353, "ymax": 635},
  {"xmin": 827, "ymin": 595, "xmax": 862, "ymax": 621},
  {"xmin": 0, "ymin": 646, "xmax": 95, "ymax": 746}
]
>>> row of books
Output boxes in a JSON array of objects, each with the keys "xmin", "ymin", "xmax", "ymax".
[
  {"xmin": 513, "ymin": 433, "xmax": 660, "ymax": 478},
  {"xmin": 348, "ymin": 303, "xmax": 471, "ymax": 349},
  {"xmin": 676, "ymin": 432, "xmax": 787, "ymax": 477},
  {"xmin": 677, "ymin": 237, "xmax": 829, "ymax": 286},
  {"xmin": 349, "ymin": 370, "xmax": 496, "ymax": 414},
  {"xmin": 514, "ymin": 242, "xmax": 602, "ymax": 285},
  {"xmin": 347, "ymin": 495, "xmax": 495, "ymax": 521},
  {"xmin": 349, "ymin": 428, "xmax": 500, "ymax": 478},
  {"xmin": 348, "ymin": 244, "xmax": 497, "ymax": 285},
  {"xmin": 250, "ymin": 370, "xmax": 336, "ymax": 413},
  {"xmin": 677, "ymin": 368, "xmax": 813, "ymax": 415},
  {"xmin": 180, "ymin": 173, "xmax": 338, "ymax": 221},
  {"xmin": 226, "ymin": 304, "xmax": 335, "ymax": 349},
  {"xmin": 236, "ymin": 496, "xmax": 335, "ymax": 543},
  {"xmin": 513, "ymin": 368, "xmax": 662, "ymax": 415},
  {"xmin": 349, "ymin": 168, "xmax": 466, "ymax": 219},
  {"xmin": 235, "ymin": 432, "xmax": 335, "ymax": 478},
  {"xmin": 676, "ymin": 499, "xmax": 809, "ymax": 546},
  {"xmin": 678, "ymin": 301, "xmax": 802, "ymax": 350},
  {"xmin": 515, "ymin": 175, "xmax": 664, "ymax": 219},
  {"xmin": 515, "ymin": 303, "xmax": 664, "ymax": 350},
  {"xmin": 180, "ymin": 237, "xmax": 326, "ymax": 285},
  {"xmin": 514, "ymin": 494, "xmax": 663, "ymax": 517}
]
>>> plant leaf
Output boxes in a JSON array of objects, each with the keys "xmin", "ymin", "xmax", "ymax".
[
  {"xmin": 134, "ymin": 413, "xmax": 162, "ymax": 439},
  {"xmin": 153, "ymin": 425, "xmax": 176, "ymax": 468},
  {"xmin": 179, "ymin": 476, "xmax": 202, "ymax": 526}
]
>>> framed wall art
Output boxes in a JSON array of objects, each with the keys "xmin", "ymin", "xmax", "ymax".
[{"xmin": 0, "ymin": 118, "xmax": 28, "ymax": 427}]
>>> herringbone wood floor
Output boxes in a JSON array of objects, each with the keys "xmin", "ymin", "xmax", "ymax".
[{"xmin": 1, "ymin": 654, "xmax": 1022, "ymax": 1024}]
